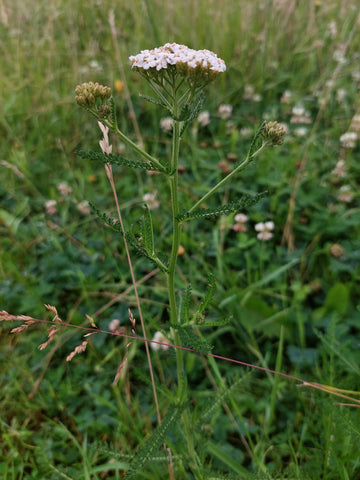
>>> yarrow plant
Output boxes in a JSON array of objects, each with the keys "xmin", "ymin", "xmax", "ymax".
[
  {"xmin": 2, "ymin": 43, "xmax": 294, "ymax": 479},
  {"xmin": 70, "ymin": 43, "xmax": 290, "ymax": 477}
]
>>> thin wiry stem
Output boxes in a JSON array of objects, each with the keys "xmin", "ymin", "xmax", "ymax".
[{"xmin": 104, "ymin": 163, "xmax": 162, "ymax": 427}]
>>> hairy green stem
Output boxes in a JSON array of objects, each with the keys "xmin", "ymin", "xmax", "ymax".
[{"xmin": 187, "ymin": 142, "xmax": 267, "ymax": 215}]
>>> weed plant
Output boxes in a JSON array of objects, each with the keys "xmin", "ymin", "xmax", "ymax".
[{"xmin": 1, "ymin": 0, "xmax": 360, "ymax": 479}]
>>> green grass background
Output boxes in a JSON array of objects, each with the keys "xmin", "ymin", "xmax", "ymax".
[{"xmin": 1, "ymin": 0, "xmax": 360, "ymax": 478}]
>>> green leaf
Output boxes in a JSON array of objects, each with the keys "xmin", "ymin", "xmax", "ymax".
[
  {"xmin": 126, "ymin": 404, "xmax": 185, "ymax": 479},
  {"xmin": 139, "ymin": 93, "xmax": 168, "ymax": 108},
  {"xmin": 197, "ymin": 273, "xmax": 216, "ymax": 315},
  {"xmin": 171, "ymin": 324, "xmax": 213, "ymax": 353},
  {"xmin": 77, "ymin": 150, "xmax": 162, "ymax": 172},
  {"xmin": 177, "ymin": 191, "xmax": 267, "ymax": 222},
  {"xmin": 179, "ymin": 284, "xmax": 192, "ymax": 324},
  {"xmin": 141, "ymin": 204, "xmax": 155, "ymax": 257},
  {"xmin": 247, "ymin": 120, "xmax": 266, "ymax": 159},
  {"xmin": 324, "ymin": 283, "xmax": 349, "ymax": 316}
]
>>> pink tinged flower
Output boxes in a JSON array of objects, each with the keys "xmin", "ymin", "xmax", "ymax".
[
  {"xmin": 76, "ymin": 200, "xmax": 91, "ymax": 215},
  {"xmin": 45, "ymin": 200, "xmax": 57, "ymax": 215},
  {"xmin": 98, "ymin": 121, "xmax": 113, "ymax": 154},
  {"xmin": 109, "ymin": 319, "xmax": 121, "ymax": 332},
  {"xmin": 337, "ymin": 185, "xmax": 354, "ymax": 203},
  {"xmin": 331, "ymin": 159, "xmax": 347, "ymax": 178},
  {"xmin": 57, "ymin": 182, "xmax": 73, "ymax": 196},
  {"xmin": 233, "ymin": 213, "xmax": 249, "ymax": 232},
  {"xmin": 255, "ymin": 221, "xmax": 275, "ymax": 241}
]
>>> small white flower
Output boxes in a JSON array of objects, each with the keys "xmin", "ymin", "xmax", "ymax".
[
  {"xmin": 336, "ymin": 88, "xmax": 347, "ymax": 103},
  {"xmin": 45, "ymin": 200, "xmax": 57, "ymax": 215},
  {"xmin": 198, "ymin": 111, "xmax": 210, "ymax": 127},
  {"xmin": 338, "ymin": 185, "xmax": 354, "ymax": 203},
  {"xmin": 143, "ymin": 191, "xmax": 160, "ymax": 210},
  {"xmin": 294, "ymin": 127, "xmax": 308, "ymax": 137},
  {"xmin": 57, "ymin": 182, "xmax": 73, "ymax": 196},
  {"xmin": 333, "ymin": 49, "xmax": 346, "ymax": 65},
  {"xmin": 255, "ymin": 221, "xmax": 274, "ymax": 241},
  {"xmin": 76, "ymin": 200, "xmax": 91, "ymax": 215},
  {"xmin": 218, "ymin": 104, "xmax": 232, "ymax": 119},
  {"xmin": 331, "ymin": 159, "xmax": 347, "ymax": 178},
  {"xmin": 340, "ymin": 132, "xmax": 357, "ymax": 148},
  {"xmin": 151, "ymin": 331, "xmax": 169, "ymax": 351},
  {"xmin": 129, "ymin": 43, "xmax": 226, "ymax": 74},
  {"xmin": 233, "ymin": 213, "xmax": 248, "ymax": 232},
  {"xmin": 109, "ymin": 319, "xmax": 121, "ymax": 332},
  {"xmin": 160, "ymin": 117, "xmax": 173, "ymax": 132}
]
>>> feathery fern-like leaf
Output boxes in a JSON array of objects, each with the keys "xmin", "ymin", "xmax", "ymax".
[
  {"xmin": 77, "ymin": 150, "xmax": 164, "ymax": 173},
  {"xmin": 177, "ymin": 191, "xmax": 267, "ymax": 222},
  {"xmin": 126, "ymin": 403, "xmax": 185, "ymax": 479},
  {"xmin": 179, "ymin": 284, "xmax": 192, "ymax": 325},
  {"xmin": 171, "ymin": 324, "xmax": 213, "ymax": 354},
  {"xmin": 141, "ymin": 204, "xmax": 155, "ymax": 257},
  {"xmin": 247, "ymin": 120, "xmax": 267, "ymax": 160}
]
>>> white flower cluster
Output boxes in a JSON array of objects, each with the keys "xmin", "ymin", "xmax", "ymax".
[{"xmin": 129, "ymin": 43, "xmax": 226, "ymax": 74}]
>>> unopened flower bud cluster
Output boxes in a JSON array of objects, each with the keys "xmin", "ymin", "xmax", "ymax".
[
  {"xmin": 262, "ymin": 121, "xmax": 287, "ymax": 145},
  {"xmin": 75, "ymin": 82, "xmax": 112, "ymax": 108}
]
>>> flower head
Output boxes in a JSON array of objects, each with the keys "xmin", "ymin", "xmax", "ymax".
[
  {"xmin": 129, "ymin": 43, "xmax": 226, "ymax": 90},
  {"xmin": 233, "ymin": 213, "xmax": 248, "ymax": 232},
  {"xmin": 143, "ymin": 191, "xmax": 160, "ymax": 210},
  {"xmin": 218, "ymin": 104, "xmax": 232, "ymax": 119},
  {"xmin": 255, "ymin": 221, "xmax": 274, "ymax": 241},
  {"xmin": 151, "ymin": 331, "xmax": 169, "ymax": 351},
  {"xmin": 340, "ymin": 132, "xmax": 357, "ymax": 148},
  {"xmin": 130, "ymin": 43, "xmax": 225, "ymax": 74},
  {"xmin": 262, "ymin": 121, "xmax": 287, "ymax": 146}
]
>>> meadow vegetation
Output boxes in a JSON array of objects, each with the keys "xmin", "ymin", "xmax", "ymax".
[{"xmin": 1, "ymin": 0, "xmax": 360, "ymax": 478}]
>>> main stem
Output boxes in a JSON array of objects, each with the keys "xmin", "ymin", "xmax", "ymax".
[{"xmin": 167, "ymin": 115, "xmax": 181, "ymax": 325}]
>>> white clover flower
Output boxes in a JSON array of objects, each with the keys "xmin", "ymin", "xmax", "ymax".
[
  {"xmin": 340, "ymin": 132, "xmax": 357, "ymax": 148},
  {"xmin": 151, "ymin": 331, "xmax": 169, "ymax": 351},
  {"xmin": 76, "ymin": 200, "xmax": 91, "ymax": 215},
  {"xmin": 255, "ymin": 221, "xmax": 274, "ymax": 241},
  {"xmin": 336, "ymin": 88, "xmax": 347, "ymax": 103},
  {"xmin": 218, "ymin": 104, "xmax": 232, "ymax": 119},
  {"xmin": 129, "ymin": 43, "xmax": 226, "ymax": 77},
  {"xmin": 233, "ymin": 213, "xmax": 248, "ymax": 232},
  {"xmin": 45, "ymin": 200, "xmax": 57, "ymax": 215},
  {"xmin": 197, "ymin": 111, "xmax": 210, "ymax": 126},
  {"xmin": 109, "ymin": 319, "xmax": 121, "ymax": 332},
  {"xmin": 331, "ymin": 159, "xmax": 347, "ymax": 178},
  {"xmin": 57, "ymin": 182, "xmax": 73, "ymax": 196},
  {"xmin": 327, "ymin": 21, "xmax": 337, "ymax": 39},
  {"xmin": 350, "ymin": 114, "xmax": 360, "ymax": 133},
  {"xmin": 243, "ymin": 85, "xmax": 255, "ymax": 100},
  {"xmin": 290, "ymin": 106, "xmax": 311, "ymax": 124},
  {"xmin": 333, "ymin": 49, "xmax": 346, "ymax": 65},
  {"xmin": 280, "ymin": 90, "xmax": 292, "ymax": 104},
  {"xmin": 160, "ymin": 116, "xmax": 173, "ymax": 132},
  {"xmin": 337, "ymin": 185, "xmax": 354, "ymax": 203},
  {"xmin": 294, "ymin": 127, "xmax": 308, "ymax": 137},
  {"xmin": 143, "ymin": 191, "xmax": 160, "ymax": 210}
]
